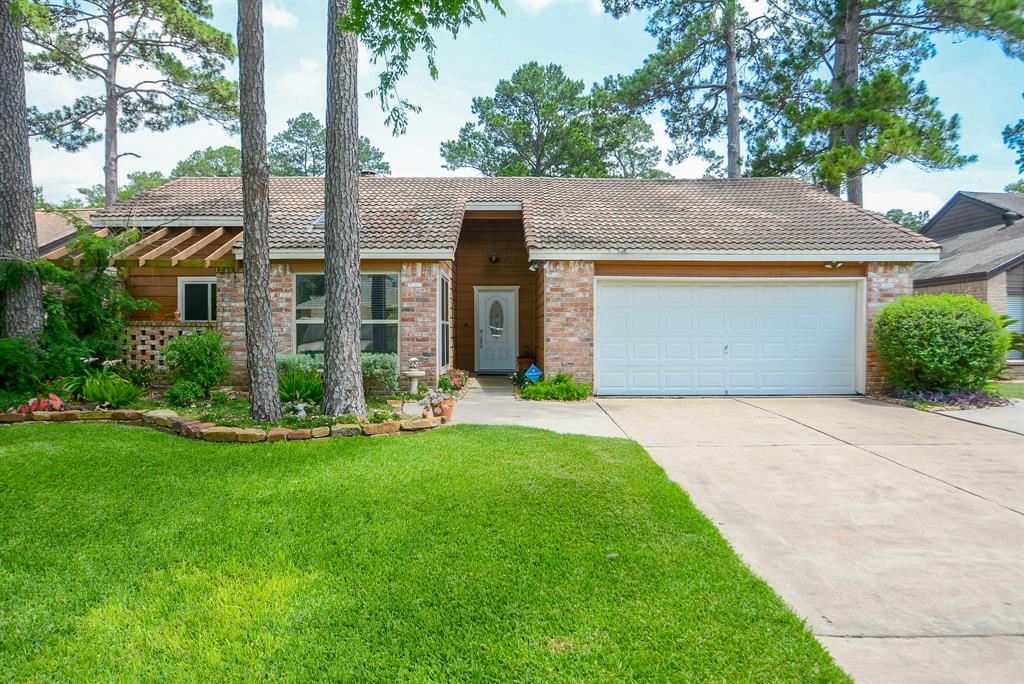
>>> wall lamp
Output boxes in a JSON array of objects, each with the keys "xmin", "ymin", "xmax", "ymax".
[
  {"xmin": 528, "ymin": 261, "xmax": 540, "ymax": 272},
  {"xmin": 823, "ymin": 261, "xmax": 844, "ymax": 269}
]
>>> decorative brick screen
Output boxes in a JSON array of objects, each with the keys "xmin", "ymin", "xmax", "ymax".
[{"xmin": 124, "ymin": 321, "xmax": 217, "ymax": 370}]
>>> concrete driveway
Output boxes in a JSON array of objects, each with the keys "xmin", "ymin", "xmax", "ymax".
[{"xmin": 599, "ymin": 396, "xmax": 1024, "ymax": 684}]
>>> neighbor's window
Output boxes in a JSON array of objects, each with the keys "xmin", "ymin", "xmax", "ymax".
[
  {"xmin": 294, "ymin": 273, "xmax": 399, "ymax": 354},
  {"xmin": 439, "ymin": 273, "xmax": 451, "ymax": 369},
  {"xmin": 178, "ymin": 277, "xmax": 217, "ymax": 322}
]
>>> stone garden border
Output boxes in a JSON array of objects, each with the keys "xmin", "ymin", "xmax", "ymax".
[{"xmin": 0, "ymin": 408, "xmax": 443, "ymax": 443}]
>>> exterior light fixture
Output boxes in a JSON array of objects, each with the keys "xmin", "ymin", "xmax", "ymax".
[
  {"xmin": 528, "ymin": 261, "xmax": 539, "ymax": 272},
  {"xmin": 824, "ymin": 261, "xmax": 844, "ymax": 269},
  {"xmin": 488, "ymin": 252, "xmax": 500, "ymax": 264}
]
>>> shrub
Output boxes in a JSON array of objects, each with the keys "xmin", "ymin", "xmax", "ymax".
[
  {"xmin": 438, "ymin": 369, "xmax": 468, "ymax": 394},
  {"xmin": 873, "ymin": 294, "xmax": 1010, "ymax": 392},
  {"xmin": 0, "ymin": 338, "xmax": 41, "ymax": 392},
  {"xmin": 163, "ymin": 331, "xmax": 230, "ymax": 393},
  {"xmin": 112, "ymin": 362, "xmax": 155, "ymax": 389},
  {"xmin": 279, "ymin": 367, "xmax": 324, "ymax": 404},
  {"xmin": 362, "ymin": 353, "xmax": 399, "ymax": 395},
  {"xmin": 82, "ymin": 375, "xmax": 143, "ymax": 408},
  {"xmin": 165, "ymin": 379, "xmax": 206, "ymax": 407},
  {"xmin": 276, "ymin": 353, "xmax": 323, "ymax": 374},
  {"xmin": 520, "ymin": 372, "xmax": 591, "ymax": 401}
]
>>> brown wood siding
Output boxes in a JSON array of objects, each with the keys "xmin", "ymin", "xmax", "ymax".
[
  {"xmin": 593, "ymin": 261, "xmax": 867, "ymax": 277},
  {"xmin": 923, "ymin": 196, "xmax": 1004, "ymax": 241},
  {"xmin": 126, "ymin": 266, "xmax": 217, "ymax": 318},
  {"xmin": 1008, "ymin": 263, "xmax": 1024, "ymax": 295},
  {"xmin": 453, "ymin": 218, "xmax": 534, "ymax": 371}
]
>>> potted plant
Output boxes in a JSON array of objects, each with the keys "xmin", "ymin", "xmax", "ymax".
[
  {"xmin": 517, "ymin": 346, "xmax": 535, "ymax": 372},
  {"xmin": 420, "ymin": 388, "xmax": 456, "ymax": 420}
]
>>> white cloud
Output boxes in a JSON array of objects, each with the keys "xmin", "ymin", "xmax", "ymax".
[
  {"xmin": 278, "ymin": 57, "xmax": 324, "ymax": 97},
  {"xmin": 516, "ymin": 0, "xmax": 557, "ymax": 15},
  {"xmin": 263, "ymin": 3, "xmax": 298, "ymax": 29},
  {"xmin": 587, "ymin": 0, "xmax": 605, "ymax": 14},
  {"xmin": 862, "ymin": 187, "xmax": 944, "ymax": 215}
]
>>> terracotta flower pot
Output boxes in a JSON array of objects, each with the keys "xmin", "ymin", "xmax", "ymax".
[{"xmin": 440, "ymin": 399, "xmax": 456, "ymax": 420}]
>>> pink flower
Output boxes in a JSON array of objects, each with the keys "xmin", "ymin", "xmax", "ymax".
[
  {"xmin": 38, "ymin": 399, "xmax": 49, "ymax": 410},
  {"xmin": 48, "ymin": 394, "xmax": 63, "ymax": 410}
]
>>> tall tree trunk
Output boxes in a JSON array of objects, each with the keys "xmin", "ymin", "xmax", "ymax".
[
  {"xmin": 322, "ymin": 0, "xmax": 366, "ymax": 418},
  {"xmin": 103, "ymin": 6, "xmax": 118, "ymax": 207},
  {"xmin": 840, "ymin": 0, "xmax": 863, "ymax": 206},
  {"xmin": 0, "ymin": 2, "xmax": 44, "ymax": 339},
  {"xmin": 237, "ymin": 0, "xmax": 282, "ymax": 421},
  {"xmin": 827, "ymin": 0, "xmax": 847, "ymax": 196},
  {"xmin": 723, "ymin": 0, "xmax": 741, "ymax": 179}
]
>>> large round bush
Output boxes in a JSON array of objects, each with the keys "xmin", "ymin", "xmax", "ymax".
[{"xmin": 873, "ymin": 294, "xmax": 1009, "ymax": 392}]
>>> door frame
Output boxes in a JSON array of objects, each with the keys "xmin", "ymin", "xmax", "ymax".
[
  {"xmin": 593, "ymin": 276, "xmax": 867, "ymax": 395},
  {"xmin": 473, "ymin": 285, "xmax": 519, "ymax": 374}
]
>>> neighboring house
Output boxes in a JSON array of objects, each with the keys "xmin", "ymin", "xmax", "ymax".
[
  {"xmin": 914, "ymin": 191, "xmax": 1024, "ymax": 361},
  {"xmin": 59, "ymin": 176, "xmax": 939, "ymax": 396},
  {"xmin": 35, "ymin": 208, "xmax": 98, "ymax": 254}
]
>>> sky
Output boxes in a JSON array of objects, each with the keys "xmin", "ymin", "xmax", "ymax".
[{"xmin": 25, "ymin": 0, "xmax": 1024, "ymax": 216}]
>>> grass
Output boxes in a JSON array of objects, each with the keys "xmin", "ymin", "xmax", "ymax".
[
  {"xmin": 991, "ymin": 381, "xmax": 1024, "ymax": 399},
  {"xmin": 0, "ymin": 423, "xmax": 847, "ymax": 682}
]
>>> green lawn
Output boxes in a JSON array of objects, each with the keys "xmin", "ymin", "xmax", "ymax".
[
  {"xmin": 0, "ymin": 423, "xmax": 847, "ymax": 682},
  {"xmin": 992, "ymin": 382, "xmax": 1024, "ymax": 399}
]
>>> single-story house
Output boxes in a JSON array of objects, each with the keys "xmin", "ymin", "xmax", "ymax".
[
  {"xmin": 36, "ymin": 208, "xmax": 98, "ymax": 254},
  {"xmin": 65, "ymin": 175, "xmax": 939, "ymax": 396},
  {"xmin": 914, "ymin": 191, "xmax": 1024, "ymax": 361}
]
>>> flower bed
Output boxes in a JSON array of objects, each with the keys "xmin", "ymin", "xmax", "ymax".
[
  {"xmin": 878, "ymin": 389, "xmax": 1011, "ymax": 411},
  {"xmin": 0, "ymin": 407, "xmax": 444, "ymax": 443}
]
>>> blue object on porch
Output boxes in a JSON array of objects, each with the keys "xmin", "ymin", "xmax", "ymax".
[{"xmin": 524, "ymin": 364, "xmax": 543, "ymax": 383}]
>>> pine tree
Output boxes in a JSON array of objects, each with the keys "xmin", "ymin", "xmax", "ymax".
[{"xmin": 24, "ymin": 0, "xmax": 239, "ymax": 206}]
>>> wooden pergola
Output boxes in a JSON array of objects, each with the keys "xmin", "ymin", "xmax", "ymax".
[{"xmin": 43, "ymin": 226, "xmax": 243, "ymax": 268}]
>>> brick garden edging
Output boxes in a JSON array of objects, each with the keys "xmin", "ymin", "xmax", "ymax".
[{"xmin": 0, "ymin": 408, "xmax": 443, "ymax": 443}]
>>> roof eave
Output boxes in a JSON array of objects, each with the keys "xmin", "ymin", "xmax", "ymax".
[
  {"xmin": 527, "ymin": 248, "xmax": 941, "ymax": 263},
  {"xmin": 92, "ymin": 215, "xmax": 244, "ymax": 228}
]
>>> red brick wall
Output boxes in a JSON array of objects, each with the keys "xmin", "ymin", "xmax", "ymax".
[
  {"xmin": 866, "ymin": 262, "xmax": 914, "ymax": 394},
  {"xmin": 539, "ymin": 260, "xmax": 594, "ymax": 385},
  {"xmin": 216, "ymin": 264, "xmax": 295, "ymax": 385},
  {"xmin": 399, "ymin": 261, "xmax": 440, "ymax": 387}
]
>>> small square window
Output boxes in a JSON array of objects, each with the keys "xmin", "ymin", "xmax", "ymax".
[{"xmin": 178, "ymin": 278, "xmax": 217, "ymax": 322}]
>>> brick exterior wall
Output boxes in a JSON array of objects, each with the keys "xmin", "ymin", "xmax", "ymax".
[
  {"xmin": 985, "ymin": 270, "xmax": 1009, "ymax": 316},
  {"xmin": 866, "ymin": 262, "xmax": 914, "ymax": 395},
  {"xmin": 915, "ymin": 277, "xmax": 989, "ymax": 302},
  {"xmin": 539, "ymin": 260, "xmax": 594, "ymax": 385},
  {"xmin": 399, "ymin": 262, "xmax": 440, "ymax": 388},
  {"xmin": 216, "ymin": 264, "xmax": 295, "ymax": 385}
]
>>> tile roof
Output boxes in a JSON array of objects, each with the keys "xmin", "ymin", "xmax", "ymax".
[
  {"xmin": 913, "ymin": 221, "xmax": 1024, "ymax": 284},
  {"xmin": 91, "ymin": 175, "xmax": 937, "ymax": 253}
]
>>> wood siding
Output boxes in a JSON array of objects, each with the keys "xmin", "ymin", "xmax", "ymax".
[
  {"xmin": 126, "ymin": 266, "xmax": 217, "ymax": 318},
  {"xmin": 594, "ymin": 261, "xmax": 867, "ymax": 277},
  {"xmin": 923, "ymin": 195, "xmax": 1004, "ymax": 241},
  {"xmin": 1008, "ymin": 263, "xmax": 1024, "ymax": 295},
  {"xmin": 453, "ymin": 218, "xmax": 534, "ymax": 371}
]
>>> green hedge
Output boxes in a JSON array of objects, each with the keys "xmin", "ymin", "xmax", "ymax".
[
  {"xmin": 873, "ymin": 294, "xmax": 1010, "ymax": 392},
  {"xmin": 520, "ymin": 373, "xmax": 591, "ymax": 401}
]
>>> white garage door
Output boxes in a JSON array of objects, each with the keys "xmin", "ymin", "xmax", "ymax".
[{"xmin": 595, "ymin": 280, "xmax": 860, "ymax": 396}]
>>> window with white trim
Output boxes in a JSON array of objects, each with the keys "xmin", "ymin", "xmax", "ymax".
[
  {"xmin": 439, "ymin": 272, "xmax": 451, "ymax": 369},
  {"xmin": 294, "ymin": 273, "xmax": 399, "ymax": 354},
  {"xmin": 177, "ymin": 277, "xmax": 217, "ymax": 322}
]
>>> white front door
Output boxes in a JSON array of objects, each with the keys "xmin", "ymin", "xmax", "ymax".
[{"xmin": 476, "ymin": 288, "xmax": 517, "ymax": 373}]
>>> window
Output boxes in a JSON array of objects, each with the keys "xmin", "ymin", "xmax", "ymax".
[
  {"xmin": 439, "ymin": 273, "xmax": 451, "ymax": 370},
  {"xmin": 294, "ymin": 273, "xmax": 399, "ymax": 354},
  {"xmin": 178, "ymin": 277, "xmax": 217, "ymax": 322}
]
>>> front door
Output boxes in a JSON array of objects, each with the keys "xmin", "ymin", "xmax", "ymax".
[{"xmin": 476, "ymin": 287, "xmax": 517, "ymax": 373}]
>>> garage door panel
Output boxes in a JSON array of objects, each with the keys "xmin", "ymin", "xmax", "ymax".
[{"xmin": 596, "ymin": 280, "xmax": 858, "ymax": 396}]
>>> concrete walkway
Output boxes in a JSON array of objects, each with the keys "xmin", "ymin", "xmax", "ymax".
[
  {"xmin": 450, "ymin": 376, "xmax": 626, "ymax": 438},
  {"xmin": 941, "ymin": 399, "xmax": 1024, "ymax": 435},
  {"xmin": 599, "ymin": 396, "xmax": 1024, "ymax": 684}
]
